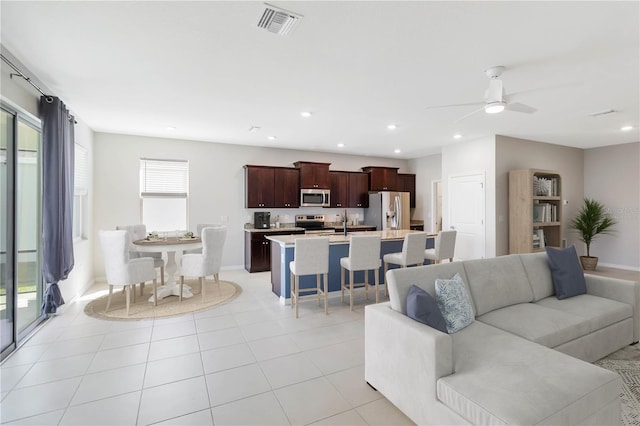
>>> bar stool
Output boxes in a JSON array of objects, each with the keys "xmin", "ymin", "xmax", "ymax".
[
  {"xmin": 383, "ymin": 232, "xmax": 427, "ymax": 296},
  {"xmin": 340, "ymin": 235, "xmax": 382, "ymax": 310},
  {"xmin": 425, "ymin": 230, "xmax": 457, "ymax": 264},
  {"xmin": 290, "ymin": 237, "xmax": 330, "ymax": 319}
]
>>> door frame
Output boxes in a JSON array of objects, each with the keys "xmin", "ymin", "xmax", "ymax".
[{"xmin": 430, "ymin": 179, "xmax": 442, "ymax": 233}]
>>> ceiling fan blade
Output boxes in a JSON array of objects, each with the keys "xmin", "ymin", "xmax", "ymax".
[
  {"xmin": 454, "ymin": 106, "xmax": 485, "ymax": 123},
  {"xmin": 507, "ymin": 102, "xmax": 537, "ymax": 114},
  {"xmin": 425, "ymin": 101, "xmax": 483, "ymax": 110}
]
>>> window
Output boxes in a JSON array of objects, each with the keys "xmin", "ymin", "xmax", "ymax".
[
  {"xmin": 140, "ymin": 158, "xmax": 188, "ymax": 232},
  {"xmin": 73, "ymin": 143, "xmax": 88, "ymax": 240}
]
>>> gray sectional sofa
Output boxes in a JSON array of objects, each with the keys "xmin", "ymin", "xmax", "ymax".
[{"xmin": 365, "ymin": 252, "xmax": 639, "ymax": 425}]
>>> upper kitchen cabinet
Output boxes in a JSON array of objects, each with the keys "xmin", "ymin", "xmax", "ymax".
[
  {"xmin": 348, "ymin": 172, "xmax": 369, "ymax": 208},
  {"xmin": 274, "ymin": 167, "xmax": 300, "ymax": 208},
  {"xmin": 398, "ymin": 173, "xmax": 416, "ymax": 208},
  {"xmin": 362, "ymin": 166, "xmax": 399, "ymax": 191},
  {"xmin": 294, "ymin": 161, "xmax": 331, "ymax": 189},
  {"xmin": 329, "ymin": 171, "xmax": 349, "ymax": 208},
  {"xmin": 245, "ymin": 165, "xmax": 275, "ymax": 208}
]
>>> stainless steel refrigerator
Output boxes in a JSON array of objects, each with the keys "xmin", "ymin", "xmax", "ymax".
[{"xmin": 364, "ymin": 191, "xmax": 411, "ymax": 230}]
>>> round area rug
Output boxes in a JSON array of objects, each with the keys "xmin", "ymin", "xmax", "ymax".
[{"xmin": 84, "ymin": 279, "xmax": 242, "ymax": 321}]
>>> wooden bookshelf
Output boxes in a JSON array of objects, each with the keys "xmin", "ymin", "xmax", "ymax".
[{"xmin": 509, "ymin": 169, "xmax": 562, "ymax": 253}]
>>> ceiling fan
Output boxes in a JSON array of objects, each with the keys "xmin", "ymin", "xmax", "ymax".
[{"xmin": 427, "ymin": 66, "xmax": 538, "ymax": 122}]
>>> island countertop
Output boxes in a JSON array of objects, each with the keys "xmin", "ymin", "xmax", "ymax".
[{"xmin": 266, "ymin": 229, "xmax": 435, "ymax": 247}]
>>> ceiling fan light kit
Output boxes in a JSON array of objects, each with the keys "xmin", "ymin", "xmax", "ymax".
[{"xmin": 485, "ymin": 101, "xmax": 506, "ymax": 114}]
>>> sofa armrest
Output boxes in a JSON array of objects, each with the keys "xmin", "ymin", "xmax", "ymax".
[
  {"xmin": 585, "ymin": 274, "xmax": 640, "ymax": 342},
  {"xmin": 365, "ymin": 302, "xmax": 453, "ymax": 424}
]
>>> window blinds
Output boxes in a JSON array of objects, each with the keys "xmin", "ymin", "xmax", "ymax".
[
  {"xmin": 140, "ymin": 158, "xmax": 189, "ymax": 197},
  {"xmin": 74, "ymin": 143, "xmax": 88, "ymax": 195}
]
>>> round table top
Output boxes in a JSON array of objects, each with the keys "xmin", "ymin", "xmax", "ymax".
[{"xmin": 133, "ymin": 237, "xmax": 202, "ymax": 251}]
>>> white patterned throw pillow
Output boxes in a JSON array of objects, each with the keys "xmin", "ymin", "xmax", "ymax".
[{"xmin": 435, "ymin": 273, "xmax": 474, "ymax": 333}]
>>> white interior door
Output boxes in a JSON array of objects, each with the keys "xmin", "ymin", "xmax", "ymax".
[{"xmin": 449, "ymin": 173, "xmax": 485, "ymax": 260}]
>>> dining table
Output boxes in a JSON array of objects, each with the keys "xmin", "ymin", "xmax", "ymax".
[{"xmin": 133, "ymin": 237, "xmax": 203, "ymax": 301}]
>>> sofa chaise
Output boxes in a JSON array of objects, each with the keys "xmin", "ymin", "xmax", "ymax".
[{"xmin": 365, "ymin": 251, "xmax": 639, "ymax": 425}]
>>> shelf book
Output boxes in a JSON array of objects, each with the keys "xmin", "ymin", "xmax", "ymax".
[{"xmin": 509, "ymin": 169, "xmax": 562, "ymax": 253}]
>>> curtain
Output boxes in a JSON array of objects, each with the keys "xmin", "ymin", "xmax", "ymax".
[{"xmin": 40, "ymin": 96, "xmax": 75, "ymax": 315}]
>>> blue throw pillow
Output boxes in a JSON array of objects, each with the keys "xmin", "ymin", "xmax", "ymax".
[
  {"xmin": 406, "ymin": 285, "xmax": 447, "ymax": 333},
  {"xmin": 545, "ymin": 245, "xmax": 586, "ymax": 300},
  {"xmin": 435, "ymin": 273, "xmax": 474, "ymax": 333}
]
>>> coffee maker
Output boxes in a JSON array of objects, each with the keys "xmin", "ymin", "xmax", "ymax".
[{"xmin": 254, "ymin": 212, "xmax": 270, "ymax": 229}]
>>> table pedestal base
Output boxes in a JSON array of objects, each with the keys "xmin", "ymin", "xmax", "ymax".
[{"xmin": 148, "ymin": 283, "xmax": 193, "ymax": 302}]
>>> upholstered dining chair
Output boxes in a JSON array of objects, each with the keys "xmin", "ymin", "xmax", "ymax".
[
  {"xmin": 179, "ymin": 226, "xmax": 227, "ymax": 302},
  {"xmin": 340, "ymin": 234, "xmax": 382, "ymax": 310},
  {"xmin": 383, "ymin": 232, "xmax": 427, "ymax": 297},
  {"xmin": 424, "ymin": 230, "xmax": 457, "ymax": 264},
  {"xmin": 99, "ymin": 230, "xmax": 158, "ymax": 316},
  {"xmin": 290, "ymin": 236, "xmax": 330, "ymax": 319},
  {"xmin": 184, "ymin": 223, "xmax": 223, "ymax": 254},
  {"xmin": 116, "ymin": 224, "xmax": 165, "ymax": 292}
]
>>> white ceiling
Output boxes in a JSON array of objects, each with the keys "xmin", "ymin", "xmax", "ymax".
[{"xmin": 1, "ymin": 1, "xmax": 638, "ymax": 159}]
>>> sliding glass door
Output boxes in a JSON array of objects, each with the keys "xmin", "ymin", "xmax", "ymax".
[{"xmin": 1, "ymin": 103, "xmax": 43, "ymax": 360}]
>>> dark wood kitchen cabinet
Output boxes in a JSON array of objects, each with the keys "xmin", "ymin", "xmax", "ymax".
[
  {"xmin": 398, "ymin": 173, "xmax": 416, "ymax": 208},
  {"xmin": 362, "ymin": 166, "xmax": 399, "ymax": 191},
  {"xmin": 244, "ymin": 230, "xmax": 304, "ymax": 273},
  {"xmin": 274, "ymin": 167, "xmax": 299, "ymax": 208},
  {"xmin": 245, "ymin": 165, "xmax": 275, "ymax": 208},
  {"xmin": 294, "ymin": 161, "xmax": 331, "ymax": 189},
  {"xmin": 348, "ymin": 172, "xmax": 369, "ymax": 208},
  {"xmin": 329, "ymin": 171, "xmax": 349, "ymax": 208}
]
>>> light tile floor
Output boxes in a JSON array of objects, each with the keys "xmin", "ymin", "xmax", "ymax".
[{"xmin": 0, "ymin": 269, "xmax": 414, "ymax": 425}]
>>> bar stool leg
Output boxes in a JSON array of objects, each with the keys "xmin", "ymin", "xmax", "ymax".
[
  {"xmin": 316, "ymin": 274, "xmax": 321, "ymax": 306},
  {"xmin": 341, "ymin": 267, "xmax": 345, "ymax": 303},
  {"xmin": 349, "ymin": 269, "xmax": 354, "ymax": 311},
  {"xmin": 295, "ymin": 275, "xmax": 300, "ymax": 319},
  {"xmin": 384, "ymin": 263, "xmax": 389, "ymax": 297},
  {"xmin": 374, "ymin": 269, "xmax": 380, "ymax": 304},
  {"xmin": 365, "ymin": 269, "xmax": 369, "ymax": 301},
  {"xmin": 290, "ymin": 271, "xmax": 294, "ymax": 309},
  {"xmin": 324, "ymin": 272, "xmax": 328, "ymax": 315}
]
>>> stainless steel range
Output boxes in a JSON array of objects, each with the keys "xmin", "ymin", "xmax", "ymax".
[{"xmin": 295, "ymin": 215, "xmax": 334, "ymax": 235}]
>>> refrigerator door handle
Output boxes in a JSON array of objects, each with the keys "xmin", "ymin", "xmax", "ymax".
[{"xmin": 392, "ymin": 195, "xmax": 400, "ymax": 229}]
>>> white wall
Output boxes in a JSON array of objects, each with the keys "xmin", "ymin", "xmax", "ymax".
[
  {"xmin": 93, "ymin": 132, "xmax": 410, "ymax": 279},
  {"xmin": 495, "ymin": 135, "xmax": 585, "ymax": 257},
  {"xmin": 408, "ymin": 154, "xmax": 442, "ymax": 232},
  {"xmin": 441, "ymin": 136, "xmax": 496, "ymax": 258},
  {"xmin": 584, "ymin": 142, "xmax": 640, "ymax": 269}
]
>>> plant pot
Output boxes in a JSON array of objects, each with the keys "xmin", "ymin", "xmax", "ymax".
[{"xmin": 580, "ymin": 256, "xmax": 598, "ymax": 271}]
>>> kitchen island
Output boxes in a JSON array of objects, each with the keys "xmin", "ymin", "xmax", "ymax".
[{"xmin": 267, "ymin": 230, "xmax": 435, "ymax": 303}]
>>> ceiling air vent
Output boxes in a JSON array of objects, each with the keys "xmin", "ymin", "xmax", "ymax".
[
  {"xmin": 589, "ymin": 109, "xmax": 617, "ymax": 118},
  {"xmin": 257, "ymin": 3, "xmax": 302, "ymax": 36}
]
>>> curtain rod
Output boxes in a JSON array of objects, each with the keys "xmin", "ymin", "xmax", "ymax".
[{"xmin": 1, "ymin": 52, "xmax": 54, "ymax": 103}]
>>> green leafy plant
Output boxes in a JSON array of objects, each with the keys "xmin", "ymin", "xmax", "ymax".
[{"xmin": 570, "ymin": 198, "xmax": 617, "ymax": 257}]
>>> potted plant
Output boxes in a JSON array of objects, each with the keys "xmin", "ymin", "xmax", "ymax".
[{"xmin": 569, "ymin": 198, "xmax": 617, "ymax": 270}]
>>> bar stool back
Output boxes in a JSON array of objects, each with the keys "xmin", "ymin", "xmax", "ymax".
[
  {"xmin": 289, "ymin": 237, "xmax": 330, "ymax": 318},
  {"xmin": 340, "ymin": 235, "xmax": 382, "ymax": 310},
  {"xmin": 425, "ymin": 230, "xmax": 457, "ymax": 264},
  {"xmin": 382, "ymin": 232, "xmax": 427, "ymax": 296}
]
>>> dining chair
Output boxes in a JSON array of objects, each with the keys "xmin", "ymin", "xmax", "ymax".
[
  {"xmin": 99, "ymin": 230, "xmax": 158, "ymax": 316},
  {"xmin": 340, "ymin": 234, "xmax": 382, "ymax": 310},
  {"xmin": 290, "ymin": 236, "xmax": 329, "ymax": 319},
  {"xmin": 383, "ymin": 232, "xmax": 427, "ymax": 297},
  {"xmin": 180, "ymin": 226, "xmax": 227, "ymax": 302},
  {"xmin": 116, "ymin": 224, "xmax": 165, "ymax": 292},
  {"xmin": 424, "ymin": 230, "xmax": 457, "ymax": 264},
  {"xmin": 184, "ymin": 223, "xmax": 223, "ymax": 254}
]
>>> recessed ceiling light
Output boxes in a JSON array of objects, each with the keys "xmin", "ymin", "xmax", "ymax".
[
  {"xmin": 387, "ymin": 124, "xmax": 397, "ymax": 130},
  {"xmin": 394, "ymin": 149, "xmax": 401, "ymax": 154},
  {"xmin": 621, "ymin": 125, "xmax": 633, "ymax": 131},
  {"xmin": 453, "ymin": 134, "xmax": 462, "ymax": 139},
  {"xmin": 267, "ymin": 136, "xmax": 276, "ymax": 141},
  {"xmin": 166, "ymin": 126, "xmax": 176, "ymax": 131},
  {"xmin": 300, "ymin": 111, "xmax": 312, "ymax": 118},
  {"xmin": 337, "ymin": 143, "xmax": 345, "ymax": 148}
]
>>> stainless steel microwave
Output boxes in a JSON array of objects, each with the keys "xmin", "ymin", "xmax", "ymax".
[{"xmin": 300, "ymin": 189, "xmax": 330, "ymax": 207}]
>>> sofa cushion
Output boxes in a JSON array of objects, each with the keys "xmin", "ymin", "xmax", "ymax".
[
  {"xmin": 386, "ymin": 262, "xmax": 473, "ymax": 316},
  {"xmin": 437, "ymin": 321, "xmax": 621, "ymax": 425},
  {"xmin": 406, "ymin": 285, "xmax": 448, "ymax": 333},
  {"xmin": 546, "ymin": 245, "xmax": 586, "ymax": 299},
  {"xmin": 536, "ymin": 294, "xmax": 632, "ymax": 334},
  {"xmin": 463, "ymin": 255, "xmax": 534, "ymax": 316},
  {"xmin": 477, "ymin": 303, "xmax": 591, "ymax": 348},
  {"xmin": 519, "ymin": 251, "xmax": 555, "ymax": 301},
  {"xmin": 435, "ymin": 273, "xmax": 475, "ymax": 333}
]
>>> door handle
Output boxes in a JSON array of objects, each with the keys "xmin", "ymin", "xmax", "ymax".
[{"xmin": 450, "ymin": 226, "xmax": 456, "ymax": 229}]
